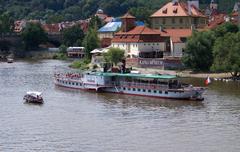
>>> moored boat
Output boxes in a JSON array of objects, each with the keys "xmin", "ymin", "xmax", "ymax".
[{"xmin": 54, "ymin": 71, "xmax": 206, "ymax": 101}]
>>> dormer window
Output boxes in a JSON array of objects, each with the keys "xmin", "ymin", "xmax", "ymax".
[
  {"xmin": 162, "ymin": 8, "xmax": 167, "ymax": 14},
  {"xmin": 173, "ymin": 8, "xmax": 178, "ymax": 13}
]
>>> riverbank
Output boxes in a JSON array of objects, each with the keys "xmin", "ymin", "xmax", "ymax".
[{"xmin": 134, "ymin": 67, "xmax": 231, "ymax": 78}]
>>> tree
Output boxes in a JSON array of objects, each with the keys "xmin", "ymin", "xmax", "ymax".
[
  {"xmin": 129, "ymin": 7, "xmax": 152, "ymax": 25},
  {"xmin": 82, "ymin": 28, "xmax": 100, "ymax": 59},
  {"xmin": 103, "ymin": 47, "xmax": 125, "ymax": 66},
  {"xmin": 62, "ymin": 25, "xmax": 84, "ymax": 46},
  {"xmin": 211, "ymin": 32, "xmax": 240, "ymax": 77},
  {"xmin": 0, "ymin": 40, "xmax": 11, "ymax": 55},
  {"xmin": 21, "ymin": 23, "xmax": 47, "ymax": 50},
  {"xmin": 213, "ymin": 22, "xmax": 239, "ymax": 38},
  {"xmin": 89, "ymin": 15, "xmax": 103, "ymax": 29},
  {"xmin": 182, "ymin": 31, "xmax": 215, "ymax": 71},
  {"xmin": 59, "ymin": 44, "xmax": 67, "ymax": 54},
  {"xmin": 0, "ymin": 13, "xmax": 14, "ymax": 34}
]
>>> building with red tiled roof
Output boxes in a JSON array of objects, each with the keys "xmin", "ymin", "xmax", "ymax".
[
  {"xmin": 206, "ymin": 13, "xmax": 228, "ymax": 29},
  {"xmin": 42, "ymin": 24, "xmax": 61, "ymax": 35},
  {"xmin": 111, "ymin": 12, "xmax": 197, "ymax": 58},
  {"xmin": 111, "ymin": 13, "xmax": 171, "ymax": 58},
  {"xmin": 163, "ymin": 29, "xmax": 192, "ymax": 57},
  {"xmin": 14, "ymin": 20, "xmax": 26, "ymax": 33},
  {"xmin": 150, "ymin": 0, "xmax": 207, "ymax": 29}
]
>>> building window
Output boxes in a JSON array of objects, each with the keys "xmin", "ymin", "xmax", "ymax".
[
  {"xmin": 179, "ymin": 18, "xmax": 183, "ymax": 24},
  {"xmin": 163, "ymin": 18, "xmax": 166, "ymax": 24},
  {"xmin": 172, "ymin": 18, "xmax": 175, "ymax": 24}
]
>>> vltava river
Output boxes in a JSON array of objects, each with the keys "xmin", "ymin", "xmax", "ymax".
[{"xmin": 0, "ymin": 60, "xmax": 240, "ymax": 152}]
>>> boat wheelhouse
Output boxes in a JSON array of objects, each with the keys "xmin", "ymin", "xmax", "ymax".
[{"xmin": 54, "ymin": 71, "xmax": 205, "ymax": 100}]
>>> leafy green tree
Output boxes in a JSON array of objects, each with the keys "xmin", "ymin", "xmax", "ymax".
[
  {"xmin": 182, "ymin": 31, "xmax": 215, "ymax": 71},
  {"xmin": 211, "ymin": 32, "xmax": 240, "ymax": 77},
  {"xmin": 214, "ymin": 22, "xmax": 239, "ymax": 38},
  {"xmin": 46, "ymin": 14, "xmax": 64, "ymax": 24},
  {"xmin": 62, "ymin": 25, "xmax": 84, "ymax": 46},
  {"xmin": 0, "ymin": 40, "xmax": 10, "ymax": 55},
  {"xmin": 59, "ymin": 44, "xmax": 67, "ymax": 54},
  {"xmin": 21, "ymin": 23, "xmax": 47, "ymax": 50},
  {"xmin": 82, "ymin": 28, "xmax": 100, "ymax": 59},
  {"xmin": 89, "ymin": 15, "xmax": 102, "ymax": 29},
  {"xmin": 129, "ymin": 7, "xmax": 152, "ymax": 25},
  {"xmin": 0, "ymin": 13, "xmax": 14, "ymax": 34},
  {"xmin": 103, "ymin": 47, "xmax": 125, "ymax": 66}
]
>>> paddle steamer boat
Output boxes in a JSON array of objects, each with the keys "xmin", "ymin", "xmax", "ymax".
[{"xmin": 54, "ymin": 71, "xmax": 205, "ymax": 100}]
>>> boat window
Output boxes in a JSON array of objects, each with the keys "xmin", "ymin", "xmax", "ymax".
[
  {"xmin": 133, "ymin": 88, "xmax": 136, "ymax": 91},
  {"xmin": 128, "ymin": 88, "xmax": 131, "ymax": 91},
  {"xmin": 69, "ymin": 82, "xmax": 71, "ymax": 85},
  {"xmin": 154, "ymin": 90, "xmax": 157, "ymax": 93},
  {"xmin": 159, "ymin": 91, "xmax": 162, "ymax": 94},
  {"xmin": 76, "ymin": 83, "xmax": 78, "ymax": 85},
  {"xmin": 138, "ymin": 88, "xmax": 141, "ymax": 92},
  {"xmin": 123, "ymin": 87, "xmax": 126, "ymax": 90},
  {"xmin": 148, "ymin": 90, "xmax": 151, "ymax": 93},
  {"xmin": 165, "ymin": 91, "xmax": 168, "ymax": 94},
  {"xmin": 143, "ymin": 89, "xmax": 146, "ymax": 92}
]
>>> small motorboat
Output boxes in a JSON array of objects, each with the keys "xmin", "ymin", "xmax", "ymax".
[
  {"xmin": 23, "ymin": 91, "xmax": 44, "ymax": 104},
  {"xmin": 7, "ymin": 58, "xmax": 14, "ymax": 63}
]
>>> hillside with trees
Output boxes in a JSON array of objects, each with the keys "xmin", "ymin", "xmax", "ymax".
[{"xmin": 0, "ymin": 0, "xmax": 238, "ymax": 23}]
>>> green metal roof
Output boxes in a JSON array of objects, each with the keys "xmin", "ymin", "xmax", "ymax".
[{"xmin": 95, "ymin": 72, "xmax": 177, "ymax": 79}]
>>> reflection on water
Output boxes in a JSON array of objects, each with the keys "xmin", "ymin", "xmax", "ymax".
[
  {"xmin": 0, "ymin": 60, "xmax": 240, "ymax": 152},
  {"xmin": 97, "ymin": 93, "xmax": 205, "ymax": 109}
]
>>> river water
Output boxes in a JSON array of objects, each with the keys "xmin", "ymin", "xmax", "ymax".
[{"xmin": 0, "ymin": 60, "xmax": 240, "ymax": 152}]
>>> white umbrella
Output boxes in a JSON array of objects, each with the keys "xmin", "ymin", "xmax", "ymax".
[{"xmin": 91, "ymin": 48, "xmax": 103, "ymax": 54}]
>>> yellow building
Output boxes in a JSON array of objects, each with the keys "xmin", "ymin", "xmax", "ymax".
[{"xmin": 150, "ymin": 0, "xmax": 207, "ymax": 29}]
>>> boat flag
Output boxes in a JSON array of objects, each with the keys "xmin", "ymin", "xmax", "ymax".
[{"xmin": 205, "ymin": 76, "xmax": 211, "ymax": 85}]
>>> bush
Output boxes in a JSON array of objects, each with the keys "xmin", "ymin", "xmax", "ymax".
[{"xmin": 69, "ymin": 58, "xmax": 90, "ymax": 70}]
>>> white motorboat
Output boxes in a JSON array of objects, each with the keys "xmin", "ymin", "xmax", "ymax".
[{"xmin": 23, "ymin": 91, "xmax": 44, "ymax": 104}]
